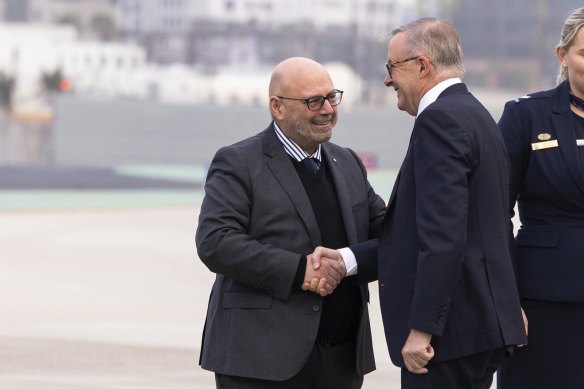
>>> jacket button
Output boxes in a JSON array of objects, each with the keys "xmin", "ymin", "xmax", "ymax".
[
  {"xmin": 313, "ymin": 306, "xmax": 320, "ymax": 312},
  {"xmin": 437, "ymin": 317, "xmax": 446, "ymax": 325}
]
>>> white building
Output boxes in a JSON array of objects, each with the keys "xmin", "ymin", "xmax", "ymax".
[
  {"xmin": 0, "ymin": 23, "xmax": 77, "ymax": 109},
  {"xmin": 0, "ymin": 23, "xmax": 150, "ymax": 110},
  {"xmin": 0, "ymin": 22, "xmax": 364, "ymax": 109},
  {"xmin": 55, "ymin": 41, "xmax": 148, "ymax": 98}
]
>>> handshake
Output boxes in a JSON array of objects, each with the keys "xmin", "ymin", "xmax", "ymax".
[{"xmin": 302, "ymin": 246, "xmax": 346, "ymax": 297}]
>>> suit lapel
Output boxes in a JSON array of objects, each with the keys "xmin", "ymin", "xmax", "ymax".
[
  {"xmin": 551, "ymin": 112, "xmax": 584, "ymax": 195},
  {"xmin": 322, "ymin": 144, "xmax": 359, "ymax": 245},
  {"xmin": 386, "ymin": 119, "xmax": 418, "ymax": 209},
  {"xmin": 551, "ymin": 83, "xmax": 584, "ymax": 196},
  {"xmin": 262, "ymin": 126, "xmax": 321, "ymax": 246}
]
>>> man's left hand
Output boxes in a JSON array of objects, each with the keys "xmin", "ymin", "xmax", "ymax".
[{"xmin": 402, "ymin": 329, "xmax": 435, "ymax": 374}]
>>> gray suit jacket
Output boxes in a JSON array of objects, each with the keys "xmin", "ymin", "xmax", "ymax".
[{"xmin": 196, "ymin": 124, "xmax": 386, "ymax": 381}]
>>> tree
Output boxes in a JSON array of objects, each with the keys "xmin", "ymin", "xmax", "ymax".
[
  {"xmin": 41, "ymin": 69, "xmax": 65, "ymax": 93},
  {"xmin": 0, "ymin": 72, "xmax": 15, "ymax": 110}
]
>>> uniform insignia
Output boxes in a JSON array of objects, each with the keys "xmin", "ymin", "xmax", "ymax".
[
  {"xmin": 531, "ymin": 140, "xmax": 559, "ymax": 150},
  {"xmin": 514, "ymin": 95, "xmax": 531, "ymax": 103},
  {"xmin": 577, "ymin": 139, "xmax": 584, "ymax": 146},
  {"xmin": 537, "ymin": 133, "xmax": 552, "ymax": 141}
]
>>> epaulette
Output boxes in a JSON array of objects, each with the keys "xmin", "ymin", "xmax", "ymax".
[{"xmin": 513, "ymin": 95, "xmax": 532, "ymax": 103}]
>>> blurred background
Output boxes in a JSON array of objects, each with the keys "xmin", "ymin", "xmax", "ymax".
[
  {"xmin": 0, "ymin": 0, "xmax": 582, "ymax": 170},
  {"xmin": 0, "ymin": 0, "xmax": 581, "ymax": 388}
]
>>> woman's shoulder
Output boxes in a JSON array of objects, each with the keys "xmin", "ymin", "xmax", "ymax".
[{"xmin": 510, "ymin": 87, "xmax": 555, "ymax": 105}]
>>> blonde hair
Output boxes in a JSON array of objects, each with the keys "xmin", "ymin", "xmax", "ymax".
[{"xmin": 557, "ymin": 8, "xmax": 584, "ymax": 84}]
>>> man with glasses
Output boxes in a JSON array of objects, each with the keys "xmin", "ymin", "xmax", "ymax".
[
  {"xmin": 309, "ymin": 18, "xmax": 527, "ymax": 388},
  {"xmin": 196, "ymin": 56, "xmax": 385, "ymax": 388}
]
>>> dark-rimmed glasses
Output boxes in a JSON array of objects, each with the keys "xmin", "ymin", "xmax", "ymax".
[
  {"xmin": 385, "ymin": 56, "xmax": 420, "ymax": 77},
  {"xmin": 277, "ymin": 89, "xmax": 343, "ymax": 111}
]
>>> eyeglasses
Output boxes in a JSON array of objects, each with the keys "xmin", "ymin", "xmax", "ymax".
[
  {"xmin": 277, "ymin": 89, "xmax": 343, "ymax": 111},
  {"xmin": 385, "ymin": 56, "xmax": 420, "ymax": 77}
]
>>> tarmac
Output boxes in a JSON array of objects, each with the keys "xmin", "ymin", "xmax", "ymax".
[{"xmin": 0, "ymin": 166, "xmax": 499, "ymax": 388}]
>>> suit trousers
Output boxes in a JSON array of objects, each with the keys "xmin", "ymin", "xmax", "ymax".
[
  {"xmin": 215, "ymin": 338, "xmax": 363, "ymax": 389},
  {"xmin": 401, "ymin": 347, "xmax": 506, "ymax": 389}
]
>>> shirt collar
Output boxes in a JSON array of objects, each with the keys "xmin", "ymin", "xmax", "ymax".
[
  {"xmin": 273, "ymin": 122, "xmax": 322, "ymax": 162},
  {"xmin": 417, "ymin": 78, "xmax": 462, "ymax": 116}
]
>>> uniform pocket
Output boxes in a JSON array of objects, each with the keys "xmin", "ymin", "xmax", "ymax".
[{"xmin": 515, "ymin": 230, "xmax": 560, "ymax": 248}]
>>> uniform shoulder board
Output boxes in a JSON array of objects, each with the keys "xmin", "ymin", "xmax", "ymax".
[{"xmin": 513, "ymin": 95, "xmax": 532, "ymax": 103}]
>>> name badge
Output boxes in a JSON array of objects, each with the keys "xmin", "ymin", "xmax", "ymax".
[
  {"xmin": 577, "ymin": 139, "xmax": 584, "ymax": 146},
  {"xmin": 532, "ymin": 139, "xmax": 559, "ymax": 151}
]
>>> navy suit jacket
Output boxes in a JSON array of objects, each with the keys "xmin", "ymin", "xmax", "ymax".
[
  {"xmin": 499, "ymin": 80, "xmax": 584, "ymax": 301},
  {"xmin": 352, "ymin": 83, "xmax": 526, "ymax": 367}
]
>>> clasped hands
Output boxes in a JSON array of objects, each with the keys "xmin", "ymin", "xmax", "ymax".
[
  {"xmin": 303, "ymin": 247, "xmax": 437, "ymax": 374},
  {"xmin": 302, "ymin": 246, "xmax": 345, "ymax": 296}
]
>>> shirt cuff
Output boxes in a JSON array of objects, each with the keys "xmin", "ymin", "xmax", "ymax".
[{"xmin": 339, "ymin": 247, "xmax": 358, "ymax": 276}]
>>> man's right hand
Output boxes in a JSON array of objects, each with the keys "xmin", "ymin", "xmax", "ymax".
[{"xmin": 302, "ymin": 246, "xmax": 346, "ymax": 296}]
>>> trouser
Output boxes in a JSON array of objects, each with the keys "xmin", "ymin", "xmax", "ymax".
[
  {"xmin": 215, "ymin": 338, "xmax": 363, "ymax": 389},
  {"xmin": 402, "ymin": 347, "xmax": 506, "ymax": 389}
]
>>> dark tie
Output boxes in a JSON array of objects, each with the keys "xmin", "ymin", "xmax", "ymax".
[{"xmin": 301, "ymin": 157, "xmax": 320, "ymax": 175}]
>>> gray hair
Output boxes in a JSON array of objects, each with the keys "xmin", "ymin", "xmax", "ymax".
[
  {"xmin": 392, "ymin": 17, "xmax": 465, "ymax": 78},
  {"xmin": 557, "ymin": 8, "xmax": 584, "ymax": 84}
]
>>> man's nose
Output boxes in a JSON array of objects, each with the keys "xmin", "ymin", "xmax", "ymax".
[{"xmin": 320, "ymin": 99, "xmax": 334, "ymax": 113}]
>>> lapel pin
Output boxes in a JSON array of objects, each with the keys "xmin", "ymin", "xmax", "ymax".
[
  {"xmin": 537, "ymin": 133, "xmax": 552, "ymax": 141},
  {"xmin": 333, "ymin": 158, "xmax": 337, "ymax": 163}
]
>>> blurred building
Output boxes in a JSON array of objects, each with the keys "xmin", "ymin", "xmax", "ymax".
[
  {"xmin": 112, "ymin": 0, "xmax": 582, "ymax": 97},
  {"xmin": 2, "ymin": 0, "xmax": 582, "ymax": 106},
  {"xmin": 116, "ymin": 0, "xmax": 409, "ymax": 40},
  {"xmin": 1, "ymin": 0, "xmax": 116, "ymax": 39},
  {"xmin": 115, "ymin": 1, "xmax": 409, "ymax": 69},
  {"xmin": 114, "ymin": 0, "xmax": 411, "ymax": 104},
  {"xmin": 0, "ymin": 23, "xmax": 76, "ymax": 118},
  {"xmin": 0, "ymin": 21, "xmax": 362, "ymax": 109},
  {"xmin": 55, "ymin": 41, "xmax": 148, "ymax": 98},
  {"xmin": 0, "ymin": 23, "xmax": 150, "ymax": 112}
]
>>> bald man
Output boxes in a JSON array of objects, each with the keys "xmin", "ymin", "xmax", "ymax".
[{"xmin": 196, "ymin": 57, "xmax": 386, "ymax": 388}]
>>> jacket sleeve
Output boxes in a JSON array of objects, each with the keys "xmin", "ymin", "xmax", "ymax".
[
  {"xmin": 498, "ymin": 100, "xmax": 531, "ymax": 218},
  {"xmin": 195, "ymin": 145, "xmax": 301, "ymax": 301},
  {"xmin": 498, "ymin": 101, "xmax": 532, "ymax": 276}
]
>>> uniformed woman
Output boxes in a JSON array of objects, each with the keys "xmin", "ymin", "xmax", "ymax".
[{"xmin": 497, "ymin": 7, "xmax": 584, "ymax": 389}]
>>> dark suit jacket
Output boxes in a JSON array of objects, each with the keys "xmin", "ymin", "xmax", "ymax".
[
  {"xmin": 195, "ymin": 124, "xmax": 386, "ymax": 381},
  {"xmin": 352, "ymin": 83, "xmax": 526, "ymax": 368},
  {"xmin": 499, "ymin": 80, "xmax": 584, "ymax": 301}
]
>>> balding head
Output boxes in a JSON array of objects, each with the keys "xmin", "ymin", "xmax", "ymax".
[{"xmin": 269, "ymin": 57, "xmax": 332, "ymax": 98}]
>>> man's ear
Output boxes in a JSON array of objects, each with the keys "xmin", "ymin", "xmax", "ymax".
[
  {"xmin": 419, "ymin": 57, "xmax": 429, "ymax": 72},
  {"xmin": 418, "ymin": 56, "xmax": 432, "ymax": 78},
  {"xmin": 269, "ymin": 96, "xmax": 284, "ymax": 120}
]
